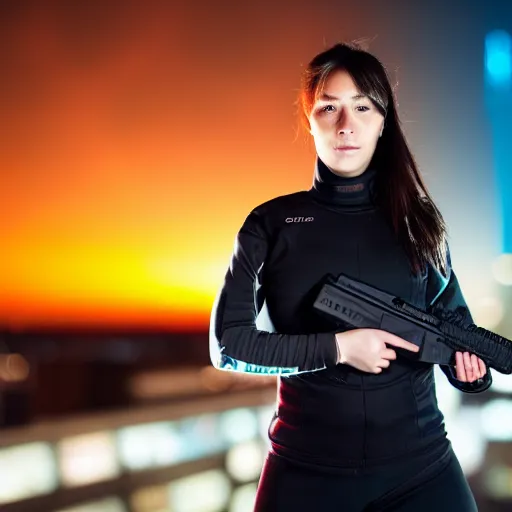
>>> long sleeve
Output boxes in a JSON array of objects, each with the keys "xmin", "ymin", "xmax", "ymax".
[
  {"xmin": 427, "ymin": 247, "xmax": 493, "ymax": 394},
  {"xmin": 209, "ymin": 209, "xmax": 338, "ymax": 376}
]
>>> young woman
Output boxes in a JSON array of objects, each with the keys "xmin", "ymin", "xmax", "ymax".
[{"xmin": 210, "ymin": 42, "xmax": 492, "ymax": 511}]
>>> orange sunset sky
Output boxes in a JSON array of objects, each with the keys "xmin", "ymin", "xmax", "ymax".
[{"xmin": 1, "ymin": 3, "xmax": 357, "ymax": 331}]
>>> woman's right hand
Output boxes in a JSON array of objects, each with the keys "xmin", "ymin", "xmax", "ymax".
[{"xmin": 334, "ymin": 328, "xmax": 420, "ymax": 374}]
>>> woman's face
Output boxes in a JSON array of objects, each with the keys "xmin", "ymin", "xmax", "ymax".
[{"xmin": 308, "ymin": 69, "xmax": 385, "ymax": 178}]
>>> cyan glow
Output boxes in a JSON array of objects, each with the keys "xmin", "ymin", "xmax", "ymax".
[
  {"xmin": 217, "ymin": 354, "xmax": 302, "ymax": 375},
  {"xmin": 485, "ymin": 30, "xmax": 511, "ymax": 87},
  {"xmin": 429, "ymin": 273, "xmax": 449, "ymax": 308},
  {"xmin": 484, "ymin": 30, "xmax": 512, "ymax": 254}
]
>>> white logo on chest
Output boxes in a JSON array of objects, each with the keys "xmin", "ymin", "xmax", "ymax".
[{"xmin": 285, "ymin": 216, "xmax": 314, "ymax": 223}]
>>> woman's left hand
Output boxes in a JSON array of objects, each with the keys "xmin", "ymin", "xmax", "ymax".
[{"xmin": 455, "ymin": 351, "xmax": 487, "ymax": 382}]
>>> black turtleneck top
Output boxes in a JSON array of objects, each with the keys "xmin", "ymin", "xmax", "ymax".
[{"xmin": 210, "ymin": 157, "xmax": 492, "ymax": 470}]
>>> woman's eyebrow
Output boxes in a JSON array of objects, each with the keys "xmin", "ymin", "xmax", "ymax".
[{"xmin": 317, "ymin": 92, "xmax": 368, "ymax": 102}]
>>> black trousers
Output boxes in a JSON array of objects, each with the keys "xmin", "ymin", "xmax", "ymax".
[{"xmin": 253, "ymin": 446, "xmax": 478, "ymax": 511}]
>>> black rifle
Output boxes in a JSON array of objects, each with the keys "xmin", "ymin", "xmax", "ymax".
[{"xmin": 313, "ymin": 273, "xmax": 512, "ymax": 374}]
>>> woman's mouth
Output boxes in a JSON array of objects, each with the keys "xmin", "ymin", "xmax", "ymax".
[{"xmin": 334, "ymin": 146, "xmax": 360, "ymax": 153}]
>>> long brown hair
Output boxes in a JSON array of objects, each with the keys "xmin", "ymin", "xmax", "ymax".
[{"xmin": 299, "ymin": 41, "xmax": 448, "ymax": 277}]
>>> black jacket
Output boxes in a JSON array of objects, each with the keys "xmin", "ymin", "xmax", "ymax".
[{"xmin": 210, "ymin": 158, "xmax": 492, "ymax": 469}]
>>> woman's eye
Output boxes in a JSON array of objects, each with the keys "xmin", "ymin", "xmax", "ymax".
[
  {"xmin": 356, "ymin": 105, "xmax": 370, "ymax": 112},
  {"xmin": 321, "ymin": 105, "xmax": 335, "ymax": 113}
]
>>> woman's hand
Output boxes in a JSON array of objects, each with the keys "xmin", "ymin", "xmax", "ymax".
[
  {"xmin": 335, "ymin": 329, "xmax": 419, "ymax": 373},
  {"xmin": 455, "ymin": 351, "xmax": 487, "ymax": 382}
]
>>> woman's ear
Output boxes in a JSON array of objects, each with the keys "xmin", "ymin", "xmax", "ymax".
[{"xmin": 379, "ymin": 123, "xmax": 384, "ymax": 137}]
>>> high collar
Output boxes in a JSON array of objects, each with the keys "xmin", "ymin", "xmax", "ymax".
[{"xmin": 308, "ymin": 157, "xmax": 377, "ymax": 210}]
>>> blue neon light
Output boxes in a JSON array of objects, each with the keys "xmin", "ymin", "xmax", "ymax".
[
  {"xmin": 484, "ymin": 30, "xmax": 512, "ymax": 254},
  {"xmin": 485, "ymin": 30, "xmax": 511, "ymax": 87}
]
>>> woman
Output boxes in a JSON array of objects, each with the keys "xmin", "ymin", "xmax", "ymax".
[{"xmin": 210, "ymin": 42, "xmax": 492, "ymax": 511}]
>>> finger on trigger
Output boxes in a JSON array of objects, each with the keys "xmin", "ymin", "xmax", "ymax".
[{"xmin": 389, "ymin": 332, "xmax": 419, "ymax": 352}]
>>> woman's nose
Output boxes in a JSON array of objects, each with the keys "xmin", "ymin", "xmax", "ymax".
[
  {"xmin": 338, "ymin": 126, "xmax": 354, "ymax": 135},
  {"xmin": 337, "ymin": 110, "xmax": 354, "ymax": 134}
]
